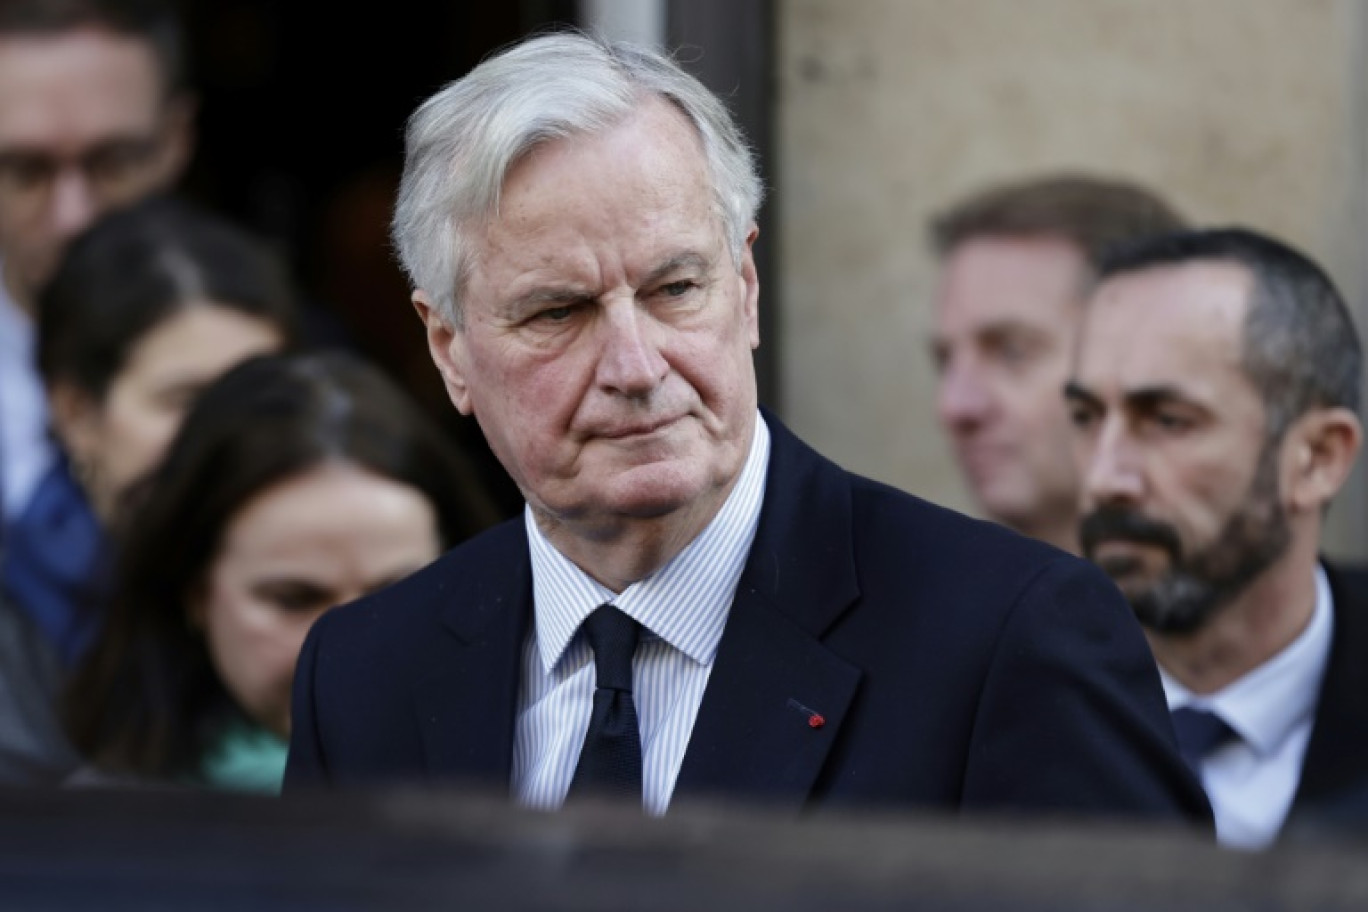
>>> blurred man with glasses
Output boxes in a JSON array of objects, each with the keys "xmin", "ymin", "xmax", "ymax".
[{"xmin": 0, "ymin": 0, "xmax": 193, "ymax": 529}]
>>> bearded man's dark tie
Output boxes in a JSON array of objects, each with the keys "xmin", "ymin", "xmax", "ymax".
[
  {"xmin": 1170, "ymin": 706, "xmax": 1239, "ymax": 776},
  {"xmin": 567, "ymin": 604, "xmax": 643, "ymax": 802}
]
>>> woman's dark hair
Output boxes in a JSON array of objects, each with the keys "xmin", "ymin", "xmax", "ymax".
[
  {"xmin": 63, "ymin": 351, "xmax": 501, "ymax": 778},
  {"xmin": 36, "ymin": 194, "xmax": 299, "ymax": 399}
]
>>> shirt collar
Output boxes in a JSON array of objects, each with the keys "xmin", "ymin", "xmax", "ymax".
[
  {"xmin": 527, "ymin": 411, "xmax": 771, "ymax": 674},
  {"xmin": 1162, "ymin": 563, "xmax": 1334, "ymax": 757}
]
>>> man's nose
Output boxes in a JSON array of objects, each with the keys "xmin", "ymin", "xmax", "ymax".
[
  {"xmin": 48, "ymin": 167, "xmax": 99, "ymax": 240},
  {"xmin": 597, "ymin": 302, "xmax": 668, "ymax": 397},
  {"xmin": 1083, "ymin": 420, "xmax": 1145, "ymax": 506},
  {"xmin": 936, "ymin": 359, "xmax": 994, "ymax": 431}
]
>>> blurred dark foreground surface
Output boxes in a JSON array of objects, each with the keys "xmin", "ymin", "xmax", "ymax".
[{"xmin": 0, "ymin": 786, "xmax": 1364, "ymax": 911}]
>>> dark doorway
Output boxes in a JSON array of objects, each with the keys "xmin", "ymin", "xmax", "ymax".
[
  {"xmin": 176, "ymin": 2, "xmax": 777, "ymax": 518},
  {"xmin": 179, "ymin": 3, "xmax": 578, "ymax": 516}
]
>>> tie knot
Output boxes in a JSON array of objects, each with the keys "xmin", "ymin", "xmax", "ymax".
[
  {"xmin": 1171, "ymin": 706, "xmax": 1238, "ymax": 769},
  {"xmin": 582, "ymin": 604, "xmax": 640, "ymax": 692}
]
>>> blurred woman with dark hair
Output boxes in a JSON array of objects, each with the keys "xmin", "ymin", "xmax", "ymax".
[
  {"xmin": 64, "ymin": 351, "xmax": 498, "ymax": 791},
  {"xmin": 2, "ymin": 195, "xmax": 298, "ymax": 666}
]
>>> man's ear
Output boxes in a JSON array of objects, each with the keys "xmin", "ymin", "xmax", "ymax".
[
  {"xmin": 739, "ymin": 223, "xmax": 760, "ymax": 350},
  {"xmin": 1282, "ymin": 407, "xmax": 1363, "ymax": 513},
  {"xmin": 413, "ymin": 290, "xmax": 473, "ymax": 415}
]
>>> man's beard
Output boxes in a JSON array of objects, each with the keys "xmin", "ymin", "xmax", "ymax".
[{"xmin": 1079, "ymin": 442, "xmax": 1291, "ymax": 635}]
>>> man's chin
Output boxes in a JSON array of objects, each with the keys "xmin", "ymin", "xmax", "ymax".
[
  {"xmin": 1110, "ymin": 574, "xmax": 1157, "ymax": 606},
  {"xmin": 602, "ymin": 466, "xmax": 712, "ymax": 520},
  {"xmin": 538, "ymin": 463, "xmax": 713, "ymax": 527},
  {"xmin": 1095, "ymin": 555, "xmax": 1178, "ymax": 611},
  {"xmin": 971, "ymin": 474, "xmax": 1033, "ymax": 518},
  {"xmin": 1129, "ymin": 582, "xmax": 1224, "ymax": 637},
  {"xmin": 1096, "ymin": 552, "xmax": 1151, "ymax": 580}
]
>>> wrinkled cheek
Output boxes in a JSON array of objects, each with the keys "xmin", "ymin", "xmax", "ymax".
[
  {"xmin": 474, "ymin": 410, "xmax": 543, "ymax": 494},
  {"xmin": 478, "ymin": 372, "xmax": 580, "ymax": 489},
  {"xmin": 505, "ymin": 433, "xmax": 573, "ymax": 499}
]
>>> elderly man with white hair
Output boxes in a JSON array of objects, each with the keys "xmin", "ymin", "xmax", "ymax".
[{"xmin": 285, "ymin": 32, "xmax": 1209, "ymax": 829}]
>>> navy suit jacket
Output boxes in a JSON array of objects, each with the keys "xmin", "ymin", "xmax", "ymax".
[
  {"xmin": 1280, "ymin": 563, "xmax": 1368, "ymax": 838},
  {"xmin": 286, "ymin": 415, "xmax": 1210, "ymax": 824}
]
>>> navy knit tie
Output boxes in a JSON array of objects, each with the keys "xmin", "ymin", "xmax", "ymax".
[
  {"xmin": 1171, "ymin": 706, "xmax": 1238, "ymax": 775},
  {"xmin": 568, "ymin": 604, "xmax": 642, "ymax": 803}
]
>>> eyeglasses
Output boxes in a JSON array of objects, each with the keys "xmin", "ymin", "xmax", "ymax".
[{"xmin": 0, "ymin": 134, "xmax": 166, "ymax": 213}]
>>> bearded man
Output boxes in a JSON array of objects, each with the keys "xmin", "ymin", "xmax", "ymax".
[{"xmin": 1066, "ymin": 227, "xmax": 1368, "ymax": 849}]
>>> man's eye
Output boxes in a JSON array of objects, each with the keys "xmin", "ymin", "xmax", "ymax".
[
  {"xmin": 0, "ymin": 157, "xmax": 53, "ymax": 189},
  {"xmin": 1069, "ymin": 406, "xmax": 1098, "ymax": 430},
  {"xmin": 660, "ymin": 280, "xmax": 697, "ymax": 297},
  {"xmin": 1151, "ymin": 412, "xmax": 1193, "ymax": 433},
  {"xmin": 536, "ymin": 305, "xmax": 575, "ymax": 322},
  {"xmin": 997, "ymin": 339, "xmax": 1031, "ymax": 364}
]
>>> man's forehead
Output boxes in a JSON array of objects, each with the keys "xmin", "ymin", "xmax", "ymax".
[
  {"xmin": 0, "ymin": 29, "xmax": 164, "ymax": 143},
  {"xmin": 937, "ymin": 234, "xmax": 1090, "ymax": 322},
  {"xmin": 499, "ymin": 98, "xmax": 704, "ymax": 192},
  {"xmin": 466, "ymin": 99, "xmax": 720, "ymax": 283},
  {"xmin": 1090, "ymin": 260, "xmax": 1253, "ymax": 323},
  {"xmin": 1078, "ymin": 263, "xmax": 1252, "ymax": 392},
  {"xmin": 947, "ymin": 232, "xmax": 1088, "ymax": 266},
  {"xmin": 933, "ymin": 314, "xmax": 1059, "ymax": 348}
]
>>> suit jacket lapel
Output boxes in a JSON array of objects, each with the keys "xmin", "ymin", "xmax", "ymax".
[
  {"xmin": 673, "ymin": 413, "xmax": 863, "ymax": 810},
  {"xmin": 410, "ymin": 521, "xmax": 532, "ymax": 787}
]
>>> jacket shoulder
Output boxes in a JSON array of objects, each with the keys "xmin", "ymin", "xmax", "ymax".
[
  {"xmin": 311, "ymin": 516, "xmax": 528, "ymax": 650},
  {"xmin": 845, "ymin": 470, "xmax": 1087, "ymax": 594}
]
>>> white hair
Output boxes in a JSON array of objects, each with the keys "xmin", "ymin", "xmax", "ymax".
[{"xmin": 391, "ymin": 31, "xmax": 764, "ymax": 326}]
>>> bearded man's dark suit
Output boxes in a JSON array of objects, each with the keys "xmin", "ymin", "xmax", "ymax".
[
  {"xmin": 286, "ymin": 414, "xmax": 1209, "ymax": 823},
  {"xmin": 1279, "ymin": 563, "xmax": 1368, "ymax": 837}
]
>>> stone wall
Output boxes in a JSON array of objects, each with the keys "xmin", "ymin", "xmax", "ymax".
[{"xmin": 776, "ymin": 0, "xmax": 1368, "ymax": 556}]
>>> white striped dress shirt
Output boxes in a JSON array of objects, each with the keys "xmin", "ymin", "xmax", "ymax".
[{"xmin": 511, "ymin": 413, "xmax": 770, "ymax": 816}]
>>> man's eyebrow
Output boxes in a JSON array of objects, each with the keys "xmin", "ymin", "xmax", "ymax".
[
  {"xmin": 505, "ymin": 284, "xmax": 594, "ymax": 314},
  {"xmin": 0, "ymin": 134, "xmax": 158, "ymax": 161},
  {"xmin": 1123, "ymin": 385, "xmax": 1203, "ymax": 412},
  {"xmin": 977, "ymin": 321, "xmax": 1054, "ymax": 350},
  {"xmin": 641, "ymin": 251, "xmax": 711, "ymax": 287},
  {"xmin": 1062, "ymin": 381, "xmax": 1207, "ymax": 412},
  {"xmin": 1062, "ymin": 380, "xmax": 1100, "ymax": 405},
  {"xmin": 980, "ymin": 318, "xmax": 1049, "ymax": 336},
  {"xmin": 502, "ymin": 252, "xmax": 714, "ymax": 314}
]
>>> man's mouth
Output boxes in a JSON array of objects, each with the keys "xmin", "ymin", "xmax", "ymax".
[
  {"xmin": 600, "ymin": 415, "xmax": 682, "ymax": 440},
  {"xmin": 1090, "ymin": 539, "xmax": 1160, "ymax": 568},
  {"xmin": 1079, "ymin": 507, "xmax": 1183, "ymax": 565}
]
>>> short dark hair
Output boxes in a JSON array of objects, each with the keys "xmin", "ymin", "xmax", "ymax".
[
  {"xmin": 37, "ymin": 195, "xmax": 299, "ymax": 400},
  {"xmin": 1096, "ymin": 227, "xmax": 1363, "ymax": 438},
  {"xmin": 0, "ymin": 0, "xmax": 188, "ymax": 95},
  {"xmin": 63, "ymin": 351, "xmax": 502, "ymax": 780},
  {"xmin": 929, "ymin": 174, "xmax": 1187, "ymax": 269}
]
